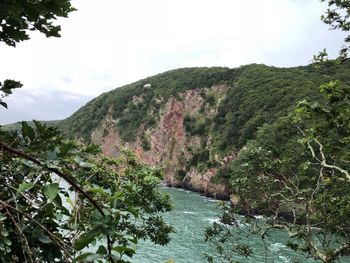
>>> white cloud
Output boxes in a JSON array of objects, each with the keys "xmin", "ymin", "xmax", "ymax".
[{"xmin": 0, "ymin": 0, "xmax": 347, "ymax": 124}]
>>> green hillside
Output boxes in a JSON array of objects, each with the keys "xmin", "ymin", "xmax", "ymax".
[
  {"xmin": 59, "ymin": 61, "xmax": 350, "ymax": 155},
  {"xmin": 2, "ymin": 120, "xmax": 61, "ymax": 132},
  {"xmin": 59, "ymin": 67, "xmax": 235, "ymax": 141}
]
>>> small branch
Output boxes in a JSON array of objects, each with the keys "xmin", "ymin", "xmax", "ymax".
[
  {"xmin": 0, "ymin": 200, "xmax": 72, "ymax": 261},
  {"xmin": 5, "ymin": 208, "xmax": 34, "ymax": 263},
  {"xmin": 311, "ymin": 167, "xmax": 324, "ymax": 202},
  {"xmin": 2, "ymin": 182, "xmax": 41, "ymax": 208},
  {"xmin": 0, "ymin": 141, "xmax": 116, "ymax": 263},
  {"xmin": 296, "ymin": 127, "xmax": 350, "ymax": 183},
  {"xmin": 0, "ymin": 141, "xmax": 105, "ymax": 215},
  {"xmin": 314, "ymin": 138, "xmax": 350, "ymax": 182},
  {"xmin": 261, "ymin": 224, "xmax": 298, "ymax": 239}
]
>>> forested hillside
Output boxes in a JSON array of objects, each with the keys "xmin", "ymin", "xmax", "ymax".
[{"xmin": 58, "ymin": 61, "xmax": 350, "ymax": 199}]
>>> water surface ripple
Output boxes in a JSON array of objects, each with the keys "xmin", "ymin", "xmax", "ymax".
[{"xmin": 132, "ymin": 187, "xmax": 347, "ymax": 263}]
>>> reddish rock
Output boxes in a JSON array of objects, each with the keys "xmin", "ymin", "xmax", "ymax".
[{"xmin": 91, "ymin": 85, "xmax": 233, "ymax": 199}]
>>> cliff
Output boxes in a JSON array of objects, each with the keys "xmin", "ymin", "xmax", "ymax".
[
  {"xmin": 90, "ymin": 85, "xmax": 231, "ymax": 199},
  {"xmin": 59, "ymin": 62, "xmax": 350, "ymax": 200}
]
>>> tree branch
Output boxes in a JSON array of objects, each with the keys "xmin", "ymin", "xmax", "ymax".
[
  {"xmin": 0, "ymin": 141, "xmax": 116, "ymax": 263},
  {"xmin": 0, "ymin": 141, "xmax": 105, "ymax": 215},
  {"xmin": 0, "ymin": 200, "xmax": 72, "ymax": 261}
]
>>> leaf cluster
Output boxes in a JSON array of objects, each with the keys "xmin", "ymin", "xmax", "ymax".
[
  {"xmin": 210, "ymin": 81, "xmax": 350, "ymax": 262},
  {"xmin": 0, "ymin": 122, "xmax": 174, "ymax": 262},
  {"xmin": 0, "ymin": 79, "xmax": 22, "ymax": 109},
  {"xmin": 0, "ymin": 0, "xmax": 76, "ymax": 47}
]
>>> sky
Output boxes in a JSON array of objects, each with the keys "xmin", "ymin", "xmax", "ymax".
[{"xmin": 0, "ymin": 0, "xmax": 347, "ymax": 124}]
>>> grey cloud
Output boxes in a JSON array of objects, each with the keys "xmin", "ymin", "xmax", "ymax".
[{"xmin": 0, "ymin": 87, "xmax": 93, "ymax": 125}]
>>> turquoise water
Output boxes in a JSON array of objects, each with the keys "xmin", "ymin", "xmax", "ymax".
[{"xmin": 132, "ymin": 187, "xmax": 348, "ymax": 263}]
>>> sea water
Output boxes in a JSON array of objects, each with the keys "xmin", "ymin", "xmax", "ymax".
[{"xmin": 132, "ymin": 187, "xmax": 348, "ymax": 263}]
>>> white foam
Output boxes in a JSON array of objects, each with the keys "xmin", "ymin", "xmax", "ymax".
[
  {"xmin": 182, "ymin": 211, "xmax": 196, "ymax": 215},
  {"xmin": 270, "ymin": 242, "xmax": 286, "ymax": 252},
  {"xmin": 278, "ymin": 255, "xmax": 291, "ymax": 263},
  {"xmin": 207, "ymin": 217, "xmax": 221, "ymax": 224}
]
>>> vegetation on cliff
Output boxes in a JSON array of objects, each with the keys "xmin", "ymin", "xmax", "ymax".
[
  {"xmin": 213, "ymin": 62, "xmax": 350, "ymax": 152},
  {"xmin": 205, "ymin": 0, "xmax": 350, "ymax": 262},
  {"xmin": 59, "ymin": 61, "xmax": 350, "ymax": 177},
  {"xmin": 2, "ymin": 0, "xmax": 349, "ymax": 262},
  {"xmin": 56, "ymin": 1, "xmax": 350, "ymax": 261},
  {"xmin": 59, "ymin": 67, "xmax": 234, "ymax": 141}
]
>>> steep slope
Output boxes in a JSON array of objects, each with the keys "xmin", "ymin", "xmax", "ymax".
[{"xmin": 59, "ymin": 62, "xmax": 350, "ymax": 199}]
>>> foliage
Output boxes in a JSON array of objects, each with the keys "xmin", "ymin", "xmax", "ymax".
[
  {"xmin": 141, "ymin": 133, "xmax": 151, "ymax": 151},
  {"xmin": 0, "ymin": 1, "xmax": 173, "ymax": 262},
  {"xmin": 320, "ymin": 0, "xmax": 350, "ymax": 61},
  {"xmin": 204, "ymin": 203, "xmax": 253, "ymax": 263},
  {"xmin": 0, "ymin": 80, "xmax": 22, "ymax": 109},
  {"xmin": 176, "ymin": 169, "xmax": 187, "ymax": 181},
  {"xmin": 206, "ymin": 81, "xmax": 350, "ymax": 263},
  {"xmin": 60, "ymin": 67, "xmax": 234, "ymax": 141},
  {"xmin": 2, "ymin": 120, "xmax": 61, "ymax": 132},
  {"xmin": 0, "ymin": 121, "xmax": 173, "ymax": 262},
  {"xmin": 183, "ymin": 115, "xmax": 210, "ymax": 136},
  {"xmin": 206, "ymin": 93, "xmax": 216, "ymax": 106},
  {"xmin": 0, "ymin": 0, "xmax": 76, "ymax": 47},
  {"xmin": 212, "ymin": 62, "xmax": 350, "ymax": 153},
  {"xmin": 207, "ymin": 2, "xmax": 350, "ymax": 259},
  {"xmin": 190, "ymin": 149, "xmax": 210, "ymax": 167}
]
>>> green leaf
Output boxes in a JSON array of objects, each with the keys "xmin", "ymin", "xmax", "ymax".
[
  {"xmin": 89, "ymin": 187, "xmax": 107, "ymax": 196},
  {"xmin": 112, "ymin": 246, "xmax": 135, "ymax": 257},
  {"xmin": 53, "ymin": 194, "xmax": 63, "ymax": 208},
  {"xmin": 85, "ymin": 227, "xmax": 102, "ymax": 240},
  {"xmin": 2, "ymin": 80, "xmax": 22, "ymax": 91},
  {"xmin": 2, "ymin": 89, "xmax": 12, "ymax": 94},
  {"xmin": 58, "ymin": 142, "xmax": 75, "ymax": 157},
  {"xmin": 43, "ymin": 183, "xmax": 60, "ymax": 202},
  {"xmin": 1, "ymin": 228, "xmax": 9, "ymax": 237},
  {"xmin": 73, "ymin": 228, "xmax": 102, "ymax": 251},
  {"xmin": 38, "ymin": 234, "xmax": 52, "ymax": 244},
  {"xmin": 0, "ymin": 101, "xmax": 7, "ymax": 108},
  {"xmin": 17, "ymin": 182, "xmax": 34, "ymax": 193},
  {"xmin": 21, "ymin": 121, "xmax": 35, "ymax": 141},
  {"xmin": 96, "ymin": 245, "xmax": 107, "ymax": 255},
  {"xmin": 4, "ymin": 238, "xmax": 12, "ymax": 246}
]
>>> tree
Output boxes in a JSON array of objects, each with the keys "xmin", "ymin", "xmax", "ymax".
[
  {"xmin": 0, "ymin": 124, "xmax": 174, "ymax": 262},
  {"xmin": 0, "ymin": 1, "xmax": 174, "ymax": 262},
  {"xmin": 0, "ymin": 80, "xmax": 22, "ymax": 109},
  {"xmin": 0, "ymin": 0, "xmax": 76, "ymax": 47},
  {"xmin": 0, "ymin": 0, "xmax": 75, "ymax": 107},
  {"xmin": 206, "ymin": 82, "xmax": 350, "ymax": 262},
  {"xmin": 206, "ymin": 1, "xmax": 350, "ymax": 262},
  {"xmin": 315, "ymin": 0, "xmax": 350, "ymax": 62}
]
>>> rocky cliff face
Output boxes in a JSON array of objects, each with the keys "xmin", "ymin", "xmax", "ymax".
[
  {"xmin": 91, "ymin": 85, "xmax": 232, "ymax": 199},
  {"xmin": 61, "ymin": 64, "xmax": 350, "ymax": 212}
]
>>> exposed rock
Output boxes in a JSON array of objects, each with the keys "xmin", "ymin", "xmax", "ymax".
[
  {"xmin": 183, "ymin": 168, "xmax": 229, "ymax": 199},
  {"xmin": 91, "ymin": 85, "xmax": 233, "ymax": 199},
  {"xmin": 230, "ymin": 194, "xmax": 240, "ymax": 206},
  {"xmin": 132, "ymin": 95, "xmax": 144, "ymax": 105}
]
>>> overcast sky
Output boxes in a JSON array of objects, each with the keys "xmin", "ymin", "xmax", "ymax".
[{"xmin": 0, "ymin": 0, "xmax": 347, "ymax": 124}]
